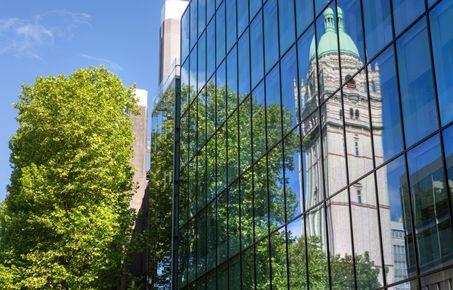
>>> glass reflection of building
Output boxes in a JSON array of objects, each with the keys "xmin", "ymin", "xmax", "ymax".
[
  {"xmin": 171, "ymin": 0, "xmax": 453, "ymax": 289},
  {"xmin": 302, "ymin": 6, "xmax": 392, "ymax": 285}
]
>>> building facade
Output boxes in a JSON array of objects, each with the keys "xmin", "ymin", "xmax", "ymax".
[{"xmin": 173, "ymin": 0, "xmax": 453, "ymax": 289}]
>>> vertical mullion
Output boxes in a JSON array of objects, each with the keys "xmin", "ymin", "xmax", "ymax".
[
  {"xmin": 388, "ymin": 0, "xmax": 422, "ymax": 287},
  {"xmin": 333, "ymin": 0, "xmax": 358, "ymax": 289},
  {"xmin": 358, "ymin": 0, "xmax": 388, "ymax": 286}
]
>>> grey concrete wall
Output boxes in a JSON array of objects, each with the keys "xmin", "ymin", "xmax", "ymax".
[{"xmin": 129, "ymin": 104, "xmax": 148, "ymax": 212}]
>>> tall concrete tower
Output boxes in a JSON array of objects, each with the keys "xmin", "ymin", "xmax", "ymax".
[
  {"xmin": 129, "ymin": 89, "xmax": 149, "ymax": 212},
  {"xmin": 159, "ymin": 0, "xmax": 188, "ymax": 84},
  {"xmin": 301, "ymin": 6, "xmax": 392, "ymax": 284}
]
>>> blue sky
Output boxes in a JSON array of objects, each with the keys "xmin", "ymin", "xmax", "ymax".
[{"xmin": 0, "ymin": 0, "xmax": 164, "ymax": 201}]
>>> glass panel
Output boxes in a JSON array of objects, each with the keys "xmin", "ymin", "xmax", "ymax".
[
  {"xmin": 198, "ymin": 0, "xmax": 206, "ymax": 37},
  {"xmin": 443, "ymin": 125, "xmax": 453, "ymax": 194},
  {"xmin": 251, "ymin": 11, "xmax": 264, "ymax": 88},
  {"xmin": 296, "ymin": 0, "xmax": 314, "ymax": 37},
  {"xmin": 266, "ymin": 65, "xmax": 282, "ymax": 149},
  {"xmin": 254, "ymin": 157, "xmax": 269, "ymax": 240},
  {"xmin": 198, "ymin": 31, "xmax": 206, "ymax": 93},
  {"xmin": 218, "ymin": 263, "xmax": 228, "ymax": 288},
  {"xmin": 337, "ymin": 0, "xmax": 365, "ymax": 78},
  {"xmin": 206, "ymin": 135, "xmax": 216, "ymax": 201},
  {"xmin": 181, "ymin": 60, "xmax": 190, "ymax": 114},
  {"xmin": 199, "ymin": 90, "xmax": 207, "ymax": 148},
  {"xmin": 430, "ymin": 1, "xmax": 453, "ymax": 125},
  {"xmin": 207, "ymin": 0, "xmax": 215, "ymax": 22},
  {"xmin": 306, "ymin": 204, "xmax": 329, "ymax": 289},
  {"xmin": 242, "ymin": 246, "xmax": 256, "ymax": 289},
  {"xmin": 179, "ymin": 225, "xmax": 188, "ymax": 286},
  {"xmin": 407, "ymin": 135, "xmax": 453, "ymax": 273},
  {"xmin": 189, "ymin": 98, "xmax": 198, "ymax": 159},
  {"xmin": 315, "ymin": 0, "xmax": 329, "ymax": 17},
  {"xmin": 216, "ymin": 61, "xmax": 226, "ymax": 127},
  {"xmin": 285, "ymin": 128, "xmax": 303, "ymax": 220},
  {"xmin": 298, "ymin": 26, "xmax": 318, "ymax": 120},
  {"xmin": 216, "ymin": 2, "xmax": 226, "ymax": 67},
  {"xmin": 227, "ymin": 112, "xmax": 239, "ymax": 184},
  {"xmin": 217, "ymin": 192, "xmax": 228, "ymax": 265},
  {"xmin": 250, "ymin": 0, "xmax": 261, "ymax": 21},
  {"xmin": 344, "ymin": 73, "xmax": 374, "ymax": 182},
  {"xmin": 370, "ymin": 47, "xmax": 404, "ymax": 166},
  {"xmin": 238, "ymin": 29, "xmax": 251, "ymax": 99},
  {"xmin": 263, "ymin": 0, "xmax": 279, "ymax": 73},
  {"xmin": 188, "ymin": 220, "xmax": 196, "ymax": 282},
  {"xmin": 279, "ymin": 0, "xmax": 295, "ymax": 54},
  {"xmin": 270, "ymin": 228, "xmax": 288, "ymax": 289},
  {"xmin": 228, "ymin": 182, "xmax": 240, "ymax": 257},
  {"xmin": 239, "ymin": 96, "xmax": 252, "ymax": 174},
  {"xmin": 268, "ymin": 143, "xmax": 285, "ymax": 231},
  {"xmin": 350, "ymin": 174, "xmax": 385, "ymax": 288},
  {"xmin": 241, "ymin": 170, "xmax": 254, "ymax": 249},
  {"xmin": 252, "ymin": 82, "xmax": 266, "ymax": 162},
  {"xmin": 238, "ymin": 0, "xmax": 248, "ymax": 36},
  {"xmin": 180, "ymin": 168, "xmax": 189, "ymax": 227},
  {"xmin": 327, "ymin": 190, "xmax": 355, "ymax": 290},
  {"xmin": 397, "ymin": 19, "xmax": 437, "ymax": 147},
  {"xmin": 322, "ymin": 93, "xmax": 347, "ymax": 196},
  {"xmin": 207, "ymin": 19, "xmax": 215, "ymax": 80},
  {"xmin": 197, "ymin": 149, "xmax": 207, "ymax": 210},
  {"xmin": 226, "ymin": 0, "xmax": 237, "ymax": 52},
  {"xmin": 182, "ymin": 9, "xmax": 190, "ymax": 63},
  {"xmin": 190, "ymin": 46, "xmax": 198, "ymax": 105},
  {"xmin": 189, "ymin": 159, "xmax": 197, "ymax": 218},
  {"xmin": 197, "ymin": 209, "xmax": 207, "ymax": 277},
  {"xmin": 287, "ymin": 217, "xmax": 308, "ymax": 289},
  {"xmin": 206, "ymin": 78, "xmax": 215, "ymax": 140},
  {"xmin": 316, "ymin": 4, "xmax": 341, "ymax": 101},
  {"xmin": 190, "ymin": 0, "xmax": 198, "ymax": 50},
  {"xmin": 377, "ymin": 156, "xmax": 417, "ymax": 283},
  {"xmin": 281, "ymin": 46, "xmax": 299, "ymax": 135},
  {"xmin": 302, "ymin": 110, "xmax": 324, "ymax": 210},
  {"xmin": 229, "ymin": 256, "xmax": 241, "ymax": 289},
  {"xmin": 393, "ymin": 0, "xmax": 425, "ymax": 36},
  {"xmin": 207, "ymin": 200, "xmax": 216, "ymax": 270},
  {"xmin": 256, "ymin": 238, "xmax": 271, "ymax": 289},
  {"xmin": 362, "ymin": 0, "xmax": 392, "ymax": 60},
  {"xmin": 217, "ymin": 125, "xmax": 227, "ymax": 193},
  {"xmin": 227, "ymin": 46, "xmax": 238, "ymax": 116}
]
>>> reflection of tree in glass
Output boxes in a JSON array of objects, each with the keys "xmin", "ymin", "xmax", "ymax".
[
  {"xmin": 156, "ymin": 82, "xmax": 382, "ymax": 288},
  {"xmin": 148, "ymin": 85, "xmax": 176, "ymax": 289}
]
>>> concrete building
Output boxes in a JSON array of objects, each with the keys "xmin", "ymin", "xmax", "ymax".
[
  {"xmin": 159, "ymin": 0, "xmax": 188, "ymax": 84},
  {"xmin": 129, "ymin": 89, "xmax": 149, "ymax": 212}
]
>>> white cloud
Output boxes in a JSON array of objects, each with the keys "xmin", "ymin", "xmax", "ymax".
[
  {"xmin": 80, "ymin": 54, "xmax": 123, "ymax": 72},
  {"xmin": 0, "ymin": 10, "xmax": 91, "ymax": 59}
]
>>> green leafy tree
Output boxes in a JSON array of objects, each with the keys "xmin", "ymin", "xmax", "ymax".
[{"xmin": 0, "ymin": 67, "xmax": 137, "ymax": 289}]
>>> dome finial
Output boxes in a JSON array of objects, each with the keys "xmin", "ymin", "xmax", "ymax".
[
  {"xmin": 337, "ymin": 6, "xmax": 344, "ymax": 32},
  {"xmin": 323, "ymin": 7, "xmax": 335, "ymax": 33}
]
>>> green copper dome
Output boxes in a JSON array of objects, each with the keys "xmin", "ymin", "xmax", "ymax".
[{"xmin": 309, "ymin": 7, "xmax": 359, "ymax": 60}]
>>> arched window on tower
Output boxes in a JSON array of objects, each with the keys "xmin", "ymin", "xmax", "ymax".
[
  {"xmin": 355, "ymin": 109, "xmax": 360, "ymax": 119},
  {"xmin": 371, "ymin": 80, "xmax": 377, "ymax": 93},
  {"xmin": 349, "ymin": 108, "xmax": 354, "ymax": 119},
  {"xmin": 345, "ymin": 74, "xmax": 356, "ymax": 89}
]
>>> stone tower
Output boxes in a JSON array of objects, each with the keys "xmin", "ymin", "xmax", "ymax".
[{"xmin": 301, "ymin": 6, "xmax": 392, "ymax": 283}]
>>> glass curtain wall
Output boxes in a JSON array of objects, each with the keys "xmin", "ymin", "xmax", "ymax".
[{"xmin": 177, "ymin": 0, "xmax": 453, "ymax": 289}]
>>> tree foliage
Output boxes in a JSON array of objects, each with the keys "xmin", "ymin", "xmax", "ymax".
[
  {"xmin": 0, "ymin": 67, "xmax": 137, "ymax": 289},
  {"xmin": 147, "ymin": 78, "xmax": 383, "ymax": 289}
]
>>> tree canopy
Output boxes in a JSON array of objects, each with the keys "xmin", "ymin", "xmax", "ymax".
[{"xmin": 0, "ymin": 67, "xmax": 137, "ymax": 289}]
